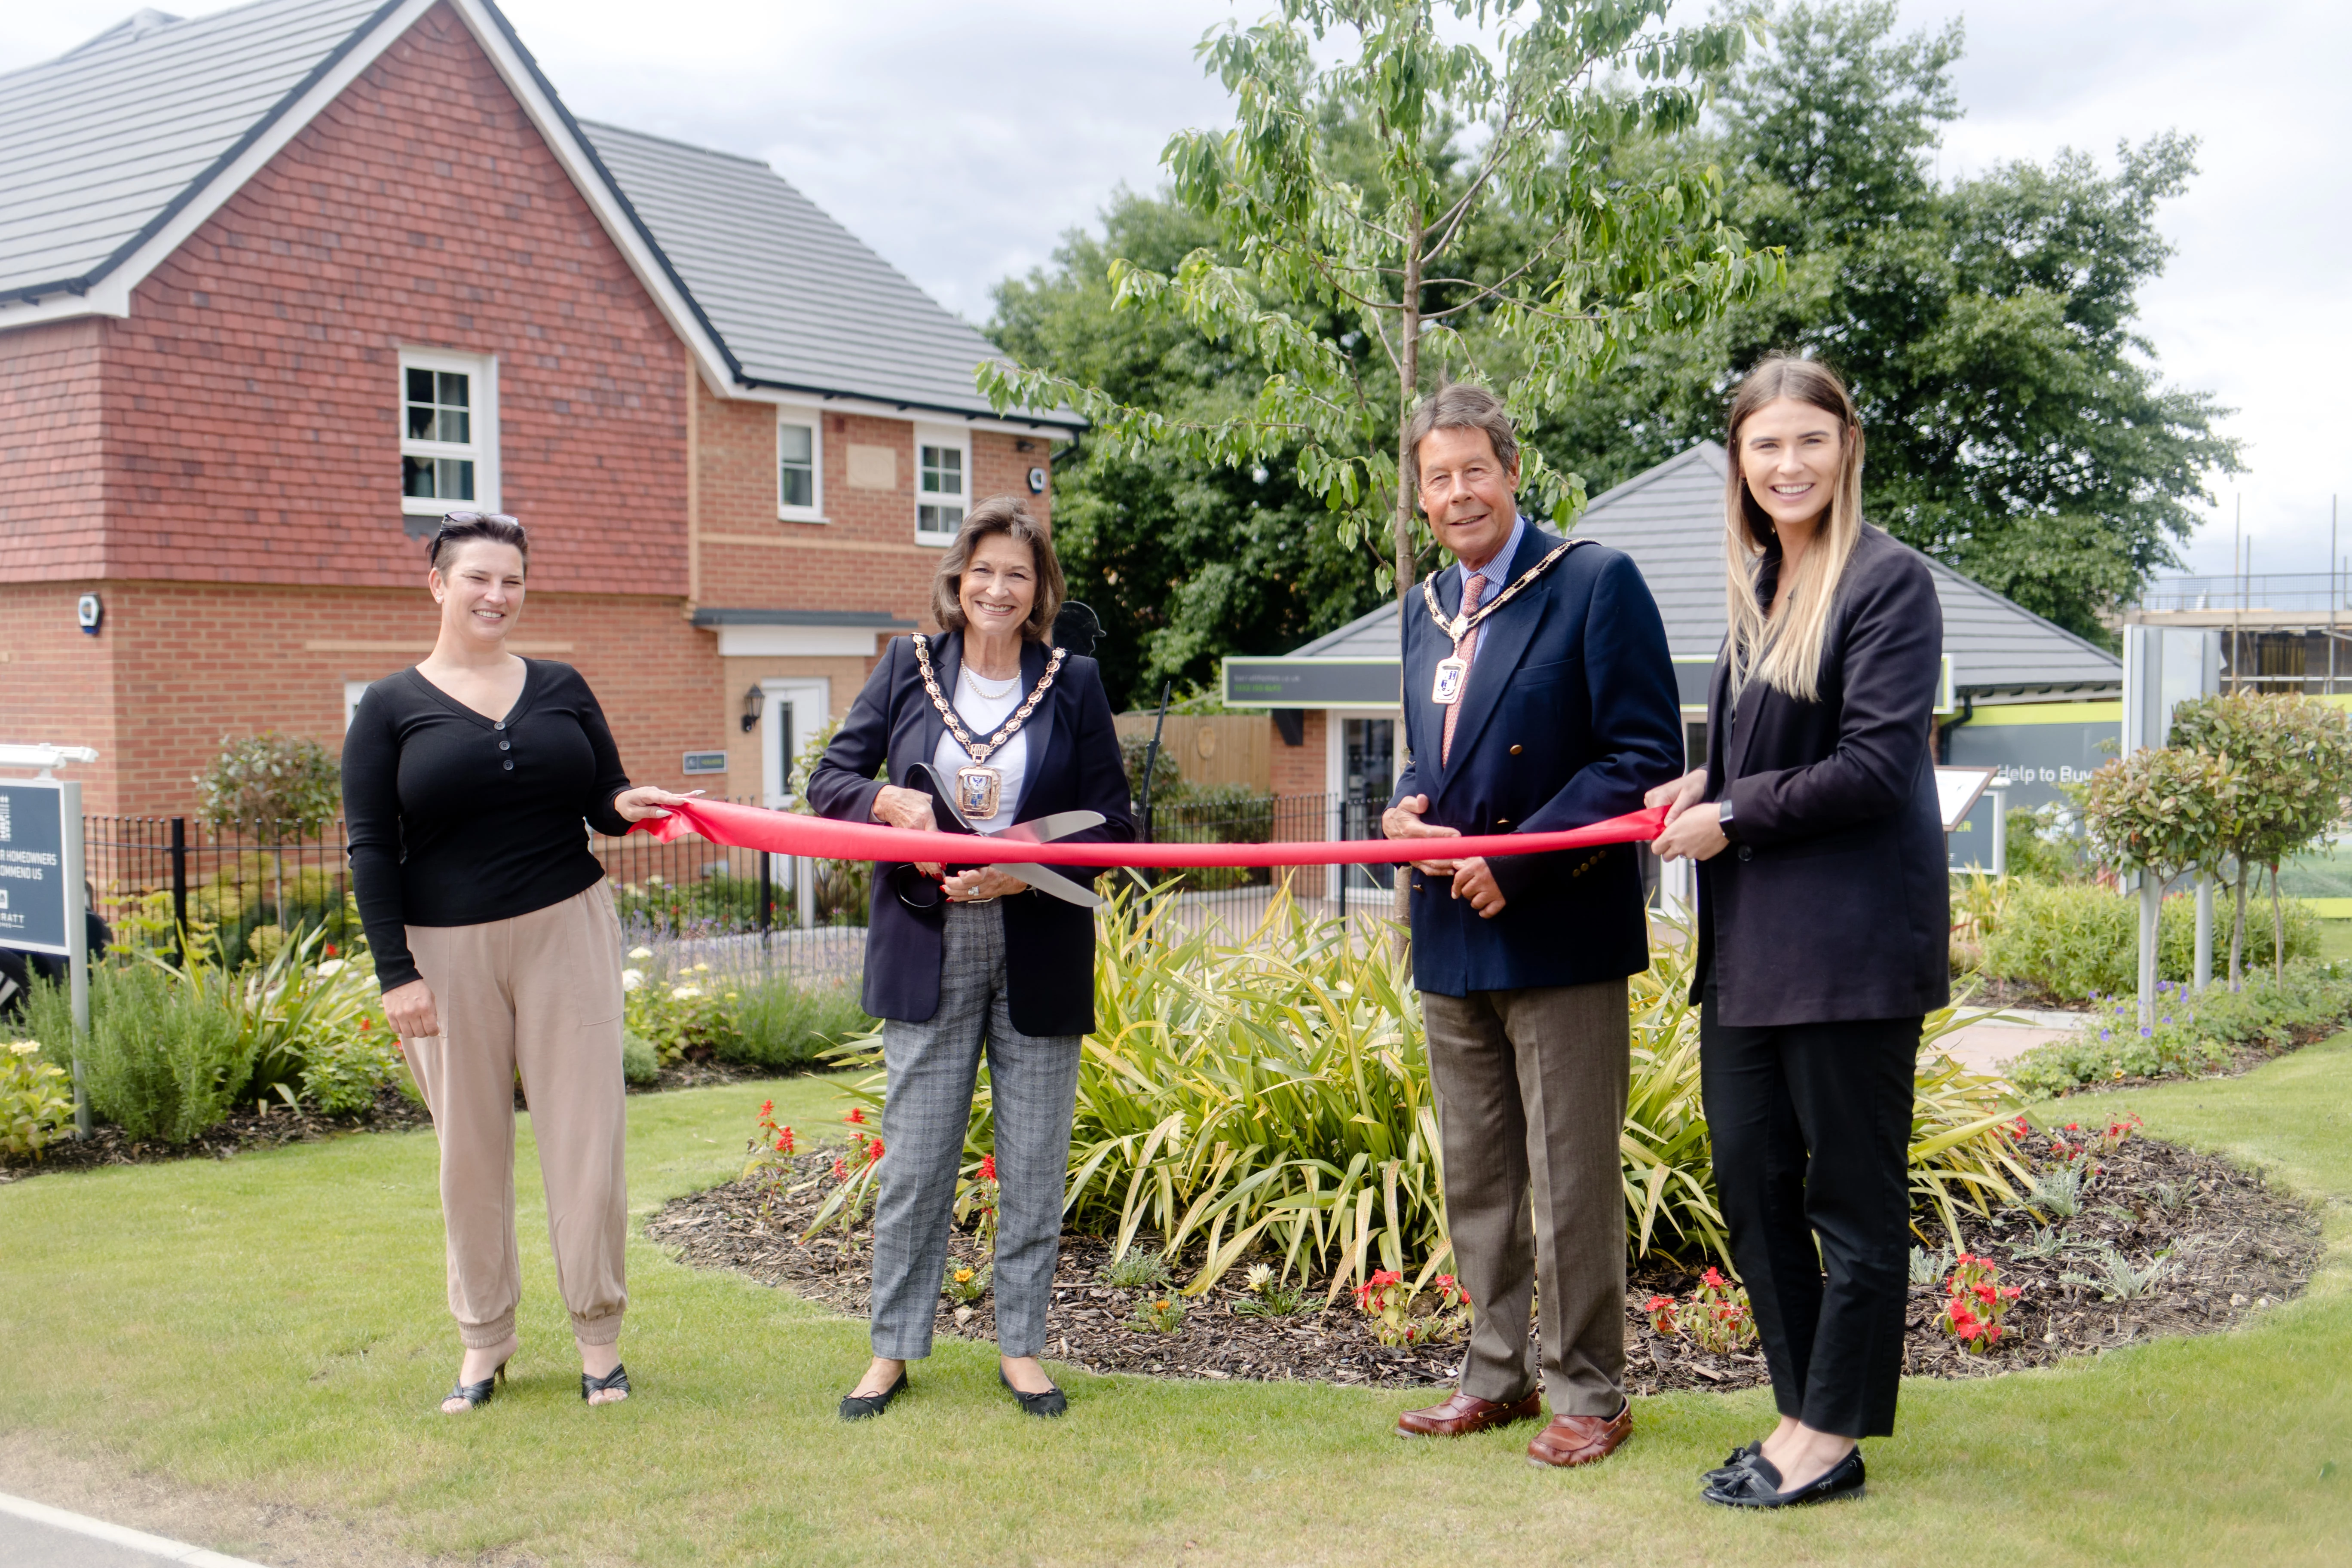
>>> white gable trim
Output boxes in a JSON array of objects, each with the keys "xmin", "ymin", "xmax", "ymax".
[{"xmin": 0, "ymin": 0, "xmax": 738, "ymax": 395}]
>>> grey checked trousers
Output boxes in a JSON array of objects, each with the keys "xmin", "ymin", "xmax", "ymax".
[{"xmin": 869, "ymin": 900, "xmax": 1083, "ymax": 1360}]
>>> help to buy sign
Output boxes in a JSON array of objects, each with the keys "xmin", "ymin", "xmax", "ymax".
[{"xmin": 0, "ymin": 779, "xmax": 70, "ymax": 954}]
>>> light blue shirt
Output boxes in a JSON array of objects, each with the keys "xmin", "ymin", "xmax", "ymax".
[{"xmin": 1450, "ymin": 513, "xmax": 1526, "ymax": 666}]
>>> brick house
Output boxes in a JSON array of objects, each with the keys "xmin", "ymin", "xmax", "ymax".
[{"xmin": 0, "ymin": 0, "xmax": 1078, "ymax": 817}]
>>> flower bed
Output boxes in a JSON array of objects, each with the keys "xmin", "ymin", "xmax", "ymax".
[{"xmin": 646, "ymin": 1119, "xmax": 2319, "ymax": 1393}]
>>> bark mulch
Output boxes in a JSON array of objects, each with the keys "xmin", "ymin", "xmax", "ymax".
[
  {"xmin": 0, "ymin": 1084, "xmax": 432, "ymax": 1185},
  {"xmin": 646, "ymin": 1124, "xmax": 2321, "ymax": 1394},
  {"xmin": 0, "ymin": 1055, "xmax": 793, "ymax": 1185}
]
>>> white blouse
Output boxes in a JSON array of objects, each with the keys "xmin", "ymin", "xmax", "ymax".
[{"xmin": 929, "ymin": 665, "xmax": 1029, "ymax": 833}]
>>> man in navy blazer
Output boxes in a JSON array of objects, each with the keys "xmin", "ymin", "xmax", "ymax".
[{"xmin": 1382, "ymin": 385, "xmax": 1683, "ymax": 1467}]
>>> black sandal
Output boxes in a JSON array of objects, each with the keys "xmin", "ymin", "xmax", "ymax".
[
  {"xmin": 999, "ymin": 1368, "xmax": 1067, "ymax": 1418},
  {"xmin": 441, "ymin": 1357, "xmax": 509, "ymax": 1414},
  {"xmin": 580, "ymin": 1364, "xmax": 631, "ymax": 1404},
  {"xmin": 840, "ymin": 1369, "xmax": 909, "ymax": 1421}
]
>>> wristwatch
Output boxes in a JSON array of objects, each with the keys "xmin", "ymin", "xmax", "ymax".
[{"xmin": 1715, "ymin": 799, "xmax": 1736, "ymax": 841}]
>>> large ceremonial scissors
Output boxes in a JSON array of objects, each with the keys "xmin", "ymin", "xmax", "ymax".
[{"xmin": 905, "ymin": 763, "xmax": 1106, "ymax": 908}]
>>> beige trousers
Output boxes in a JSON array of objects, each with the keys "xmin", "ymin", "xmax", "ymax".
[
  {"xmin": 404, "ymin": 882, "xmax": 628, "ymax": 1349},
  {"xmin": 1421, "ymin": 979, "xmax": 1630, "ymax": 1415}
]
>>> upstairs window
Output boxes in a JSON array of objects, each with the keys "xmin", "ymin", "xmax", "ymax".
[
  {"xmin": 916, "ymin": 428, "xmax": 968, "ymax": 542},
  {"xmin": 399, "ymin": 349, "xmax": 499, "ymax": 517},
  {"xmin": 778, "ymin": 418, "xmax": 822, "ymax": 519}
]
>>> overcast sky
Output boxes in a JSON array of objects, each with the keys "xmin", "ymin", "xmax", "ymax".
[{"xmin": 10, "ymin": 0, "xmax": 2346, "ymax": 585}]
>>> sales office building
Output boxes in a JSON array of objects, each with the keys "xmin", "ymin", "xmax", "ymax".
[{"xmin": 0, "ymin": 0, "xmax": 1078, "ymax": 818}]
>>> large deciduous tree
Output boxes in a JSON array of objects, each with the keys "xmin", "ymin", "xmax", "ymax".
[{"xmin": 1540, "ymin": 0, "xmax": 2241, "ymax": 642}]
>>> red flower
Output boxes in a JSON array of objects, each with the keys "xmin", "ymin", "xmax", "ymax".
[
  {"xmin": 867, "ymin": 1139, "xmax": 885, "ymax": 1164},
  {"xmin": 775, "ymin": 1127, "xmax": 795, "ymax": 1155},
  {"xmin": 978, "ymin": 1155, "xmax": 998, "ymax": 1182},
  {"xmin": 760, "ymin": 1099, "xmax": 774, "ymax": 1117},
  {"xmin": 324, "ymin": 943, "xmax": 338, "ymax": 957},
  {"xmin": 831, "ymin": 1157, "xmax": 847, "ymax": 1179},
  {"xmin": 1644, "ymin": 1295, "xmax": 1675, "ymax": 1312},
  {"xmin": 1702, "ymin": 1267, "xmax": 1728, "ymax": 1289},
  {"xmin": 358, "ymin": 1017, "xmax": 372, "ymax": 1031},
  {"xmin": 845, "ymin": 1107, "xmax": 867, "ymax": 1124}
]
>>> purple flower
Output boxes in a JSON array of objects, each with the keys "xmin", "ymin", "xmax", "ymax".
[
  {"xmin": 2100, "ymin": 1030, "xmax": 2112, "ymax": 1041},
  {"xmin": 2140, "ymin": 1027, "xmax": 2152, "ymax": 1038}
]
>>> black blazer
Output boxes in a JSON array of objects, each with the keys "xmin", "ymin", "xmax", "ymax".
[
  {"xmin": 1390, "ymin": 524, "xmax": 1686, "ymax": 996},
  {"xmin": 1694, "ymin": 524, "xmax": 1950, "ymax": 1026},
  {"xmin": 807, "ymin": 632, "xmax": 1134, "ymax": 1038}
]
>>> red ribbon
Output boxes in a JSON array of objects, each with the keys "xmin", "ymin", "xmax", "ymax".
[{"xmin": 628, "ymin": 797, "xmax": 1668, "ymax": 868}]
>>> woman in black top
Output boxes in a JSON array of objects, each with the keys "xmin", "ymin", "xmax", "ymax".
[
  {"xmin": 1650, "ymin": 359, "xmax": 1948, "ymax": 1508},
  {"xmin": 344, "ymin": 514, "xmax": 689, "ymax": 1414}
]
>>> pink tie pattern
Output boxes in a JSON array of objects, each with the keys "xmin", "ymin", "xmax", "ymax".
[{"xmin": 1441, "ymin": 570, "xmax": 1487, "ymax": 767}]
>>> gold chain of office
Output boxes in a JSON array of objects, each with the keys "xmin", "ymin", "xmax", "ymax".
[
  {"xmin": 911, "ymin": 633, "xmax": 1066, "ymax": 766},
  {"xmin": 1420, "ymin": 538, "xmax": 1587, "ymax": 648}
]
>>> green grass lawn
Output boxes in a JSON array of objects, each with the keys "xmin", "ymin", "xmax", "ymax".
[
  {"xmin": 4, "ymin": 1051, "xmax": 2351, "ymax": 1566},
  {"xmin": 2319, "ymin": 918, "xmax": 2352, "ymax": 964}
]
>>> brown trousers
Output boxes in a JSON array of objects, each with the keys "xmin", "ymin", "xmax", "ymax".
[
  {"xmin": 1421, "ymin": 979, "xmax": 1630, "ymax": 1415},
  {"xmin": 404, "ymin": 882, "xmax": 628, "ymax": 1349}
]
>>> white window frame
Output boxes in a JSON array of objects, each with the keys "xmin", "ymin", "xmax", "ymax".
[
  {"xmin": 399, "ymin": 348, "xmax": 499, "ymax": 518},
  {"xmin": 913, "ymin": 423, "xmax": 971, "ymax": 545},
  {"xmin": 343, "ymin": 680, "xmax": 373, "ymax": 731},
  {"xmin": 776, "ymin": 413, "xmax": 824, "ymax": 522}
]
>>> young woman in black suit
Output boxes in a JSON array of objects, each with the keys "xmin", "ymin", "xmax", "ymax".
[{"xmin": 1650, "ymin": 358, "xmax": 1948, "ymax": 1508}]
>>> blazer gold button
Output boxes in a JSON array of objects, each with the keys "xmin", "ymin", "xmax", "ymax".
[
  {"xmin": 1509, "ymin": 744, "xmax": 1523, "ymax": 755},
  {"xmin": 1495, "ymin": 818, "xmax": 1510, "ymax": 827}
]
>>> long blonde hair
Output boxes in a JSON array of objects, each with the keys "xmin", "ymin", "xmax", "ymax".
[{"xmin": 1722, "ymin": 358, "xmax": 1865, "ymax": 702}]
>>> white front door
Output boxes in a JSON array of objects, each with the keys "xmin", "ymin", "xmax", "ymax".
[{"xmin": 759, "ymin": 678, "xmax": 833, "ymax": 807}]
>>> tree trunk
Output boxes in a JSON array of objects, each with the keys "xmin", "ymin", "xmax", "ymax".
[
  {"xmin": 2229, "ymin": 861, "xmax": 2248, "ymax": 991},
  {"xmin": 1389, "ymin": 214, "xmax": 1424, "ymax": 940},
  {"xmin": 2270, "ymin": 861, "xmax": 2285, "ymax": 989}
]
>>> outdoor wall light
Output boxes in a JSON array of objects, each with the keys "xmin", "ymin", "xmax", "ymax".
[
  {"xmin": 76, "ymin": 591, "xmax": 103, "ymax": 635},
  {"xmin": 740, "ymin": 684, "xmax": 764, "ymax": 733}
]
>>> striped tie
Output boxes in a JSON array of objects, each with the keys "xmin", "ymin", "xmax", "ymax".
[{"xmin": 1440, "ymin": 570, "xmax": 1487, "ymax": 767}]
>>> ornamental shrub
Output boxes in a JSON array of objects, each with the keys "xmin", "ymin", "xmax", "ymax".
[
  {"xmin": 196, "ymin": 733, "xmax": 341, "ymax": 838},
  {"xmin": 1978, "ymin": 880, "xmax": 2313, "ymax": 1001},
  {"xmin": 78, "ymin": 962, "xmax": 255, "ymax": 1143},
  {"xmin": 1, "ymin": 1041, "xmax": 72, "ymax": 1160},
  {"xmin": 2008, "ymin": 961, "xmax": 2352, "ymax": 1095}
]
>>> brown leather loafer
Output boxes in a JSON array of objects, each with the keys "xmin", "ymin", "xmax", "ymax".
[
  {"xmin": 1527, "ymin": 1402, "xmax": 1632, "ymax": 1468},
  {"xmin": 1395, "ymin": 1388, "xmax": 1543, "ymax": 1438}
]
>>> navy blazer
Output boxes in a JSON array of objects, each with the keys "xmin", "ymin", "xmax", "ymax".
[
  {"xmin": 806, "ymin": 632, "xmax": 1135, "ymax": 1038},
  {"xmin": 1693, "ymin": 524, "xmax": 1951, "ymax": 1026},
  {"xmin": 1390, "ymin": 523, "xmax": 1685, "ymax": 997}
]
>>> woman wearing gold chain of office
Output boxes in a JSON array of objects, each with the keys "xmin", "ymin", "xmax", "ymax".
[{"xmin": 805, "ymin": 495, "xmax": 1133, "ymax": 1421}]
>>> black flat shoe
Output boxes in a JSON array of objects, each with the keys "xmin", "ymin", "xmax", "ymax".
[
  {"xmin": 580, "ymin": 1364, "xmax": 631, "ymax": 1405},
  {"xmin": 1703, "ymin": 1448, "xmax": 1865, "ymax": 1509},
  {"xmin": 840, "ymin": 1370, "xmax": 909, "ymax": 1421},
  {"xmin": 1701, "ymin": 1439, "xmax": 1764, "ymax": 1485},
  {"xmin": 1000, "ymin": 1368, "xmax": 1067, "ymax": 1418},
  {"xmin": 441, "ymin": 1357, "xmax": 509, "ymax": 1414}
]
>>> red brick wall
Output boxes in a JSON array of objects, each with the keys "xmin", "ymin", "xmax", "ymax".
[
  {"xmin": 88, "ymin": 2, "xmax": 687, "ymax": 595},
  {"xmin": 693, "ymin": 389, "xmax": 1053, "ymax": 625},
  {"xmin": 16, "ymin": 580, "xmax": 721, "ymax": 818},
  {"xmin": 0, "ymin": 320, "xmax": 107, "ymax": 581}
]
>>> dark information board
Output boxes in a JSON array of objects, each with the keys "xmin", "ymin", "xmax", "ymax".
[
  {"xmin": 0, "ymin": 780, "xmax": 69, "ymax": 955},
  {"xmin": 1222, "ymin": 658, "xmax": 1401, "ymax": 709}
]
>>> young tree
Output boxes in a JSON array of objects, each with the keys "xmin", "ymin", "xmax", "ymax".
[
  {"xmin": 2169, "ymin": 693, "xmax": 2352, "ymax": 989},
  {"xmin": 982, "ymin": 0, "xmax": 1779, "ymax": 672},
  {"xmin": 2078, "ymin": 744, "xmax": 2232, "ymax": 1024}
]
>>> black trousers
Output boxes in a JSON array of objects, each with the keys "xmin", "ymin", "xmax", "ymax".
[{"xmin": 1700, "ymin": 984, "xmax": 1919, "ymax": 1439}]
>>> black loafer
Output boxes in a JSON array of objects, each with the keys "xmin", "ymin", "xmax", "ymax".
[
  {"xmin": 999, "ymin": 1368, "xmax": 1067, "ymax": 1418},
  {"xmin": 1700, "ymin": 1439, "xmax": 1764, "ymax": 1485},
  {"xmin": 1703, "ymin": 1448, "xmax": 1865, "ymax": 1508},
  {"xmin": 840, "ymin": 1369, "xmax": 909, "ymax": 1421}
]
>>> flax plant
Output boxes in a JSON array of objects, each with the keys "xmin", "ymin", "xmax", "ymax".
[{"xmin": 821, "ymin": 895, "xmax": 2029, "ymax": 1292}]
